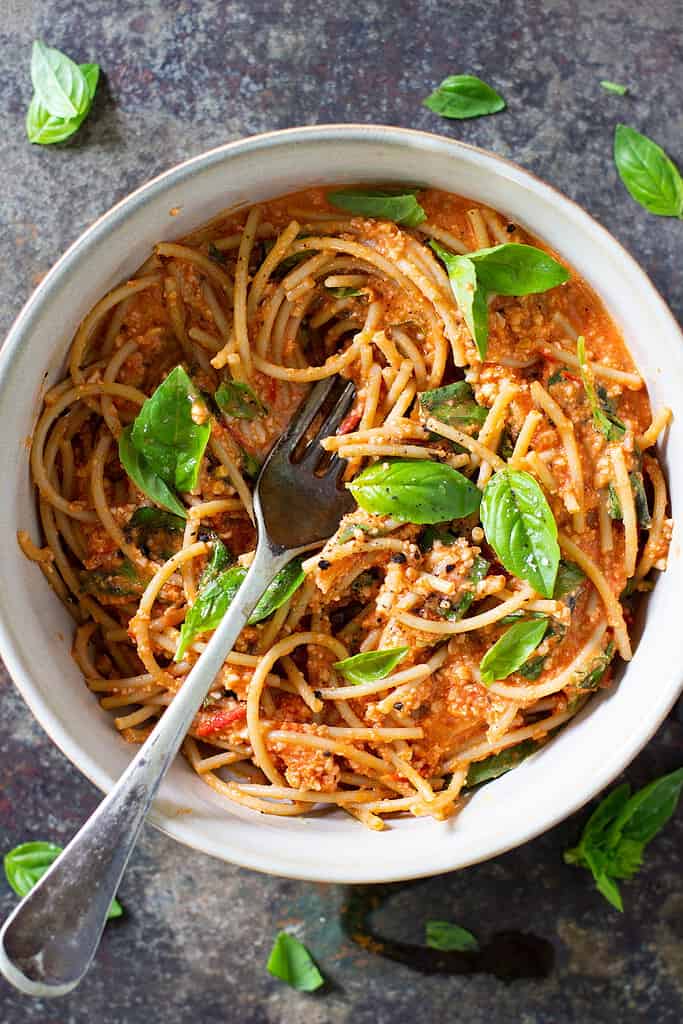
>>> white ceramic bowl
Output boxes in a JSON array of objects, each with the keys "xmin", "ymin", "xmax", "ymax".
[{"xmin": 0, "ymin": 126, "xmax": 681, "ymax": 883}]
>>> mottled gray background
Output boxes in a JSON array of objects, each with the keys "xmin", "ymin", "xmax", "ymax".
[{"xmin": 1, "ymin": 1, "xmax": 682, "ymax": 1021}]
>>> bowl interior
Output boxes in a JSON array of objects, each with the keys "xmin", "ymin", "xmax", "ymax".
[{"xmin": 0, "ymin": 126, "xmax": 681, "ymax": 882}]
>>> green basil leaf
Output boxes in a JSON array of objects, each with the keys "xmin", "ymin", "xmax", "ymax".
[
  {"xmin": 439, "ymin": 555, "xmax": 489, "ymax": 620},
  {"xmin": 26, "ymin": 61, "xmax": 99, "ymax": 145},
  {"xmin": 608, "ymin": 767, "xmax": 683, "ymax": 850},
  {"xmin": 607, "ymin": 483, "xmax": 622, "ymax": 520},
  {"xmin": 418, "ymin": 525, "xmax": 458, "ymax": 552},
  {"xmin": 425, "ymin": 921, "xmax": 480, "ymax": 952},
  {"xmin": 547, "ymin": 368, "xmax": 568, "ymax": 387},
  {"xmin": 419, "ymin": 381, "xmax": 488, "ymax": 427},
  {"xmin": 479, "ymin": 617, "xmax": 548, "ymax": 685},
  {"xmin": 565, "ymin": 783, "xmax": 632, "ymax": 867},
  {"xmin": 130, "ymin": 366, "xmax": 210, "ymax": 493},
  {"xmin": 465, "ymin": 739, "xmax": 539, "ymax": 788},
  {"xmin": 519, "ymin": 654, "xmax": 546, "ymax": 680},
  {"xmin": 337, "ymin": 522, "xmax": 378, "ymax": 544},
  {"xmin": 614, "ymin": 124, "xmax": 683, "ymax": 218},
  {"xmin": 348, "ymin": 458, "xmax": 481, "ymax": 524},
  {"xmin": 240, "ymin": 447, "xmax": 262, "ymax": 481},
  {"xmin": 630, "ymin": 471, "xmax": 651, "ymax": 528},
  {"xmin": 577, "ymin": 337, "xmax": 626, "ymax": 440},
  {"xmin": 592, "ymin": 862, "xmax": 624, "ymax": 912},
  {"xmin": 30, "ymin": 40, "xmax": 89, "ymax": 118},
  {"xmin": 215, "ymin": 380, "xmax": 267, "ymax": 421},
  {"xmin": 601, "ymin": 80, "xmax": 628, "ymax": 95},
  {"xmin": 128, "ymin": 507, "xmax": 186, "ymax": 534},
  {"xmin": 199, "ymin": 538, "xmax": 232, "ymax": 587},
  {"xmin": 327, "ymin": 188, "xmax": 426, "ymax": 227},
  {"xmin": 553, "ymin": 559, "xmax": 586, "ymax": 599},
  {"xmin": 81, "ymin": 563, "xmax": 144, "ymax": 599},
  {"xmin": 207, "ymin": 242, "xmax": 228, "ymax": 266},
  {"xmin": 261, "ymin": 239, "xmax": 310, "ymax": 278},
  {"xmin": 430, "ymin": 242, "xmax": 489, "ymax": 359},
  {"xmin": 326, "ymin": 286, "xmax": 363, "ymax": 298},
  {"xmin": 576, "ymin": 641, "xmax": 615, "ymax": 690},
  {"xmin": 267, "ymin": 932, "xmax": 324, "ymax": 992},
  {"xmin": 4, "ymin": 841, "xmax": 122, "ymax": 920},
  {"xmin": 175, "ymin": 559, "xmax": 304, "ymax": 660},
  {"xmin": 467, "ymin": 243, "xmax": 570, "ymax": 296},
  {"xmin": 423, "ymin": 74, "xmax": 505, "ymax": 120},
  {"xmin": 333, "ymin": 646, "xmax": 408, "ymax": 685},
  {"xmin": 481, "ymin": 468, "xmax": 560, "ymax": 598},
  {"xmin": 118, "ymin": 427, "xmax": 188, "ymax": 519},
  {"xmin": 607, "ymin": 837, "xmax": 645, "ymax": 880}
]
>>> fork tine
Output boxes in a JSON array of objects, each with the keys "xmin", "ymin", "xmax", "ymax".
[
  {"xmin": 270, "ymin": 376, "xmax": 339, "ymax": 457},
  {"xmin": 310, "ymin": 380, "xmax": 356, "ymax": 446}
]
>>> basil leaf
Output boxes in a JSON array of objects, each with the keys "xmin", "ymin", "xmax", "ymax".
[
  {"xmin": 554, "ymin": 559, "xmax": 585, "ymax": 599},
  {"xmin": 418, "ymin": 525, "xmax": 458, "ymax": 552},
  {"xmin": 601, "ymin": 80, "xmax": 628, "ymax": 95},
  {"xmin": 577, "ymin": 337, "xmax": 625, "ymax": 440},
  {"xmin": 425, "ymin": 921, "xmax": 480, "ymax": 952},
  {"xmin": 468, "ymin": 243, "xmax": 569, "ymax": 296},
  {"xmin": 337, "ymin": 522, "xmax": 377, "ymax": 544},
  {"xmin": 30, "ymin": 40, "xmax": 89, "ymax": 119},
  {"xmin": 128, "ymin": 507, "xmax": 185, "ymax": 534},
  {"xmin": 327, "ymin": 188, "xmax": 426, "ymax": 227},
  {"xmin": 547, "ymin": 368, "xmax": 568, "ymax": 386},
  {"xmin": 348, "ymin": 459, "xmax": 481, "ymax": 524},
  {"xmin": 81, "ymin": 563, "xmax": 144, "ymax": 599},
  {"xmin": 118, "ymin": 427, "xmax": 188, "ymax": 519},
  {"xmin": 4, "ymin": 841, "xmax": 122, "ymax": 919},
  {"xmin": 240, "ymin": 447, "xmax": 262, "ymax": 480},
  {"xmin": 267, "ymin": 932, "xmax": 323, "ymax": 992},
  {"xmin": 479, "ymin": 617, "xmax": 548, "ymax": 685},
  {"xmin": 577, "ymin": 641, "xmax": 615, "ymax": 691},
  {"xmin": 215, "ymin": 380, "xmax": 267, "ymax": 421},
  {"xmin": 607, "ymin": 483, "xmax": 622, "ymax": 520},
  {"xmin": 130, "ymin": 366, "xmax": 210, "ymax": 493},
  {"xmin": 630, "ymin": 471, "xmax": 651, "ymax": 528},
  {"xmin": 481, "ymin": 468, "xmax": 560, "ymax": 598},
  {"xmin": 419, "ymin": 381, "xmax": 488, "ymax": 427},
  {"xmin": 199, "ymin": 537, "xmax": 232, "ymax": 587},
  {"xmin": 465, "ymin": 740, "xmax": 539, "ymax": 788},
  {"xmin": 26, "ymin": 62, "xmax": 99, "ymax": 145},
  {"xmin": 175, "ymin": 559, "xmax": 304, "ymax": 659},
  {"xmin": 519, "ymin": 654, "xmax": 546, "ymax": 680},
  {"xmin": 326, "ymin": 286, "xmax": 363, "ymax": 298},
  {"xmin": 439, "ymin": 555, "xmax": 489, "ymax": 620},
  {"xmin": 261, "ymin": 239, "xmax": 310, "ymax": 278},
  {"xmin": 430, "ymin": 242, "xmax": 489, "ymax": 359},
  {"xmin": 608, "ymin": 767, "xmax": 683, "ymax": 850},
  {"xmin": 423, "ymin": 74, "xmax": 505, "ymax": 120},
  {"xmin": 614, "ymin": 124, "xmax": 683, "ymax": 218},
  {"xmin": 333, "ymin": 646, "xmax": 408, "ymax": 685}
]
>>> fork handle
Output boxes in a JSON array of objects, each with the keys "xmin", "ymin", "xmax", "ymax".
[{"xmin": 0, "ymin": 539, "xmax": 288, "ymax": 998}]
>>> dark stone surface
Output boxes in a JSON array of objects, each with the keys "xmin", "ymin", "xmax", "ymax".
[{"xmin": 1, "ymin": 1, "xmax": 681, "ymax": 1021}]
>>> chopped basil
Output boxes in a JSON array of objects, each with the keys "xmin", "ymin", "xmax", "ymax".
[
  {"xmin": 553, "ymin": 559, "xmax": 586, "ymax": 599},
  {"xmin": 576, "ymin": 642, "xmax": 615, "ymax": 691},
  {"xmin": 614, "ymin": 124, "xmax": 683, "ymax": 218},
  {"xmin": 4, "ymin": 841, "xmax": 122, "ymax": 919},
  {"xmin": 425, "ymin": 921, "xmax": 480, "ymax": 952},
  {"xmin": 419, "ymin": 381, "xmax": 488, "ymax": 427},
  {"xmin": 431, "ymin": 241, "xmax": 568, "ymax": 360},
  {"xmin": 607, "ymin": 483, "xmax": 622, "ymax": 520},
  {"xmin": 423, "ymin": 74, "xmax": 505, "ymax": 120},
  {"xmin": 479, "ymin": 617, "xmax": 548, "ymax": 685},
  {"xmin": 564, "ymin": 768, "xmax": 683, "ymax": 911},
  {"xmin": 418, "ymin": 525, "xmax": 458, "ymax": 552},
  {"xmin": 333, "ymin": 647, "xmax": 408, "ymax": 685},
  {"xmin": 267, "ymin": 932, "xmax": 324, "ymax": 992},
  {"xmin": 348, "ymin": 458, "xmax": 481, "ymax": 524},
  {"xmin": 481, "ymin": 468, "xmax": 560, "ymax": 598},
  {"xmin": 128, "ymin": 507, "xmax": 186, "ymax": 534},
  {"xmin": 601, "ymin": 80, "xmax": 629, "ymax": 96},
  {"xmin": 438, "ymin": 555, "xmax": 489, "ymax": 620},
  {"xmin": 326, "ymin": 285, "xmax": 363, "ymax": 298},
  {"xmin": 215, "ymin": 380, "xmax": 267, "ymax": 421},
  {"xmin": 327, "ymin": 188, "xmax": 426, "ymax": 227},
  {"xmin": 630, "ymin": 471, "xmax": 651, "ymax": 528},
  {"xmin": 337, "ymin": 522, "xmax": 378, "ymax": 544},
  {"xmin": 547, "ymin": 368, "xmax": 568, "ymax": 386},
  {"xmin": 465, "ymin": 740, "xmax": 540, "ymax": 788},
  {"xmin": 261, "ymin": 239, "xmax": 310, "ymax": 278},
  {"xmin": 577, "ymin": 337, "xmax": 625, "ymax": 441},
  {"xmin": 519, "ymin": 655, "xmax": 546, "ymax": 680}
]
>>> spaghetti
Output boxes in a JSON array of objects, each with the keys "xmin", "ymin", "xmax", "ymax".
[{"xmin": 21, "ymin": 186, "xmax": 672, "ymax": 829}]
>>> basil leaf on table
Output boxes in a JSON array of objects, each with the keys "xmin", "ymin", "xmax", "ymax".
[
  {"xmin": 423, "ymin": 74, "xmax": 505, "ymax": 120},
  {"xmin": 425, "ymin": 921, "xmax": 480, "ymax": 952},
  {"xmin": 419, "ymin": 380, "xmax": 488, "ymax": 427},
  {"xmin": 267, "ymin": 932, "xmax": 324, "ymax": 992},
  {"xmin": 577, "ymin": 336, "xmax": 625, "ymax": 441},
  {"xmin": 215, "ymin": 380, "xmax": 267, "ymax": 421},
  {"xmin": 564, "ymin": 769, "xmax": 683, "ymax": 911},
  {"xmin": 348, "ymin": 459, "xmax": 481, "ymax": 524},
  {"xmin": 601, "ymin": 80, "xmax": 629, "ymax": 95},
  {"xmin": 333, "ymin": 646, "xmax": 408, "ymax": 685},
  {"xmin": 4, "ymin": 841, "xmax": 122, "ymax": 919},
  {"xmin": 479, "ymin": 617, "xmax": 548, "ymax": 685},
  {"xmin": 175, "ymin": 559, "xmax": 304, "ymax": 659},
  {"xmin": 30, "ymin": 40, "xmax": 89, "ymax": 119},
  {"xmin": 481, "ymin": 468, "xmax": 560, "ymax": 598},
  {"xmin": 465, "ymin": 740, "xmax": 540, "ymax": 788},
  {"xmin": 614, "ymin": 124, "xmax": 683, "ymax": 218},
  {"xmin": 27, "ymin": 61, "xmax": 100, "ymax": 145},
  {"xmin": 430, "ymin": 241, "xmax": 568, "ymax": 360},
  {"xmin": 327, "ymin": 188, "xmax": 426, "ymax": 227},
  {"xmin": 553, "ymin": 559, "xmax": 586, "ymax": 599},
  {"xmin": 130, "ymin": 366, "xmax": 210, "ymax": 492},
  {"xmin": 118, "ymin": 427, "xmax": 188, "ymax": 519}
]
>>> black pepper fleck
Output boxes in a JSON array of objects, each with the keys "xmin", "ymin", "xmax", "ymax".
[
  {"xmin": 393, "ymin": 702, "xmax": 404, "ymax": 711},
  {"xmin": 318, "ymin": 559, "xmax": 331, "ymax": 570},
  {"xmin": 314, "ymin": 690, "xmax": 322, "ymax": 699},
  {"xmin": 506, "ymin": 223, "xmax": 516, "ymax": 233},
  {"xmin": 445, "ymin": 563, "xmax": 456, "ymax": 572},
  {"xmin": 390, "ymin": 552, "xmax": 407, "ymax": 564}
]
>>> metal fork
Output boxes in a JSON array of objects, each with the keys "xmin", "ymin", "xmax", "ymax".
[{"xmin": 0, "ymin": 375, "xmax": 356, "ymax": 998}]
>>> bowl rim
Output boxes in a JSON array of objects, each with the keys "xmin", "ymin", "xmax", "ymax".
[{"xmin": 1, "ymin": 123, "xmax": 681, "ymax": 882}]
